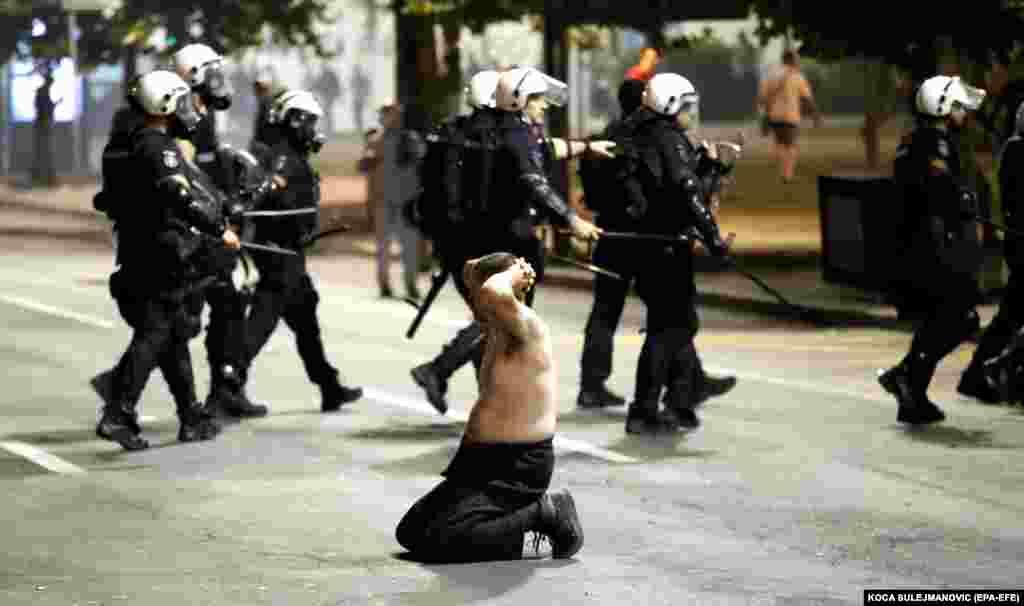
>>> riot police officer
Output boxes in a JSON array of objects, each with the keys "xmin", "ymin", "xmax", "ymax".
[
  {"xmin": 623, "ymin": 73, "xmax": 733, "ymax": 434},
  {"xmin": 410, "ymin": 67, "xmax": 613, "ymax": 414},
  {"xmin": 879, "ymin": 75, "xmax": 987, "ymax": 424},
  {"xmin": 243, "ymin": 90, "xmax": 364, "ymax": 412},
  {"xmin": 93, "ymin": 70, "xmax": 239, "ymax": 450},
  {"xmin": 958, "ymin": 100, "xmax": 1024, "ymax": 402},
  {"xmin": 409, "ymin": 70, "xmax": 503, "ymax": 414},
  {"xmin": 172, "ymin": 43, "xmax": 269, "ymax": 420}
]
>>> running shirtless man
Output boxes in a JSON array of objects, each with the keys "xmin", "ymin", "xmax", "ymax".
[{"xmin": 396, "ymin": 253, "xmax": 584, "ymax": 562}]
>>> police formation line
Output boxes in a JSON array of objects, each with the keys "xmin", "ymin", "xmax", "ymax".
[{"xmin": 87, "ymin": 49, "xmax": 1024, "ymax": 562}]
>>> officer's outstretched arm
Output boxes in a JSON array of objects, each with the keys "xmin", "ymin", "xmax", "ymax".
[{"xmin": 156, "ymin": 175, "xmax": 226, "ymax": 237}]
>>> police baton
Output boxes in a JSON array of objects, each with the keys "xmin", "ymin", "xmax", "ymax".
[
  {"xmin": 406, "ymin": 268, "xmax": 449, "ymax": 339},
  {"xmin": 239, "ymin": 241, "xmax": 299, "ymax": 256}
]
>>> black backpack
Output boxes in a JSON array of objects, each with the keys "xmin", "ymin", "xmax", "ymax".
[
  {"xmin": 578, "ymin": 116, "xmax": 642, "ymax": 218},
  {"xmin": 405, "ymin": 114, "xmax": 498, "ymax": 239}
]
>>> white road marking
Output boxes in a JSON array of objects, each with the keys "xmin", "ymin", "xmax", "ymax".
[
  {"xmin": 363, "ymin": 387, "xmax": 639, "ymax": 464},
  {"xmin": 0, "ymin": 294, "xmax": 113, "ymax": 330},
  {"xmin": 0, "ymin": 440, "xmax": 86, "ymax": 475}
]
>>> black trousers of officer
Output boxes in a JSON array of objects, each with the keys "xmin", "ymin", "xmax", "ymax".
[
  {"xmin": 965, "ymin": 253, "xmax": 1024, "ymax": 371},
  {"xmin": 896, "ymin": 243, "xmax": 982, "ymax": 393},
  {"xmin": 203, "ymin": 274, "xmax": 249, "ymax": 384},
  {"xmin": 109, "ymin": 271, "xmax": 203, "ymax": 416},
  {"xmin": 246, "ymin": 250, "xmax": 338, "ymax": 386},
  {"xmin": 631, "ymin": 242, "xmax": 701, "ymax": 416},
  {"xmin": 427, "ymin": 223, "xmax": 546, "ymax": 380},
  {"xmin": 580, "ymin": 230, "xmax": 636, "ymax": 390}
]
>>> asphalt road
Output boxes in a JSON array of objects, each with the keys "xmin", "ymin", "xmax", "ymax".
[{"xmin": 0, "ymin": 236, "xmax": 1022, "ymax": 606}]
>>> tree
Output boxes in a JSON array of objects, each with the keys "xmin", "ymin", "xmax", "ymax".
[
  {"xmin": 745, "ymin": 0, "xmax": 1024, "ymax": 167},
  {"xmin": 0, "ymin": 0, "xmax": 335, "ymax": 186}
]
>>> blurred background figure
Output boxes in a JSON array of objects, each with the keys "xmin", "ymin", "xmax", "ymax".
[
  {"xmin": 756, "ymin": 48, "xmax": 822, "ymax": 183},
  {"xmin": 625, "ymin": 47, "xmax": 662, "ymax": 82},
  {"xmin": 358, "ymin": 97, "xmax": 426, "ymax": 301}
]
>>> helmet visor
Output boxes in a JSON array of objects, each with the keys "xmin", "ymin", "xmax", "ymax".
[
  {"xmin": 175, "ymin": 93, "xmax": 202, "ymax": 132},
  {"xmin": 538, "ymin": 73, "xmax": 568, "ymax": 107},
  {"xmin": 957, "ymin": 82, "xmax": 986, "ymax": 111}
]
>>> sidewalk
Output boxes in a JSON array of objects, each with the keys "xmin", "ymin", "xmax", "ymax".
[{"xmin": 0, "ymin": 178, "xmax": 998, "ymax": 331}]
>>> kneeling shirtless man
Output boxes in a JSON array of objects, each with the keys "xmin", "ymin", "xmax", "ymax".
[{"xmin": 396, "ymin": 253, "xmax": 584, "ymax": 562}]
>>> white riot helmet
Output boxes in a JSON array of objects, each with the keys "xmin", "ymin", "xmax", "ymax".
[
  {"xmin": 642, "ymin": 73, "xmax": 699, "ymax": 117},
  {"xmin": 130, "ymin": 70, "xmax": 201, "ymax": 132},
  {"xmin": 495, "ymin": 67, "xmax": 569, "ymax": 112},
  {"xmin": 465, "ymin": 70, "xmax": 501, "ymax": 109},
  {"xmin": 269, "ymin": 90, "xmax": 326, "ymax": 153},
  {"xmin": 172, "ymin": 43, "xmax": 232, "ymax": 110},
  {"xmin": 915, "ymin": 75, "xmax": 986, "ymax": 118}
]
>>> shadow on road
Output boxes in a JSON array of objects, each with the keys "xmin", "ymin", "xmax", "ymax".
[
  {"xmin": 391, "ymin": 553, "xmax": 576, "ymax": 603},
  {"xmin": 897, "ymin": 425, "xmax": 1022, "ymax": 450}
]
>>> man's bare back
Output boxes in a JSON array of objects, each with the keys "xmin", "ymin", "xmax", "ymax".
[{"xmin": 462, "ymin": 255, "xmax": 557, "ymax": 443}]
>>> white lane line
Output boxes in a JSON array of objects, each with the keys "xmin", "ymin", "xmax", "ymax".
[
  {"xmin": 0, "ymin": 294, "xmax": 113, "ymax": 330},
  {"xmin": 363, "ymin": 387, "xmax": 639, "ymax": 464},
  {"xmin": 0, "ymin": 440, "xmax": 86, "ymax": 475},
  {"xmin": 705, "ymin": 364, "xmax": 891, "ymax": 404}
]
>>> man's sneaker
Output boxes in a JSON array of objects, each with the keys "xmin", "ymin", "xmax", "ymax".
[
  {"xmin": 522, "ymin": 532, "xmax": 554, "ymax": 560},
  {"xmin": 878, "ymin": 366, "xmax": 944, "ymax": 425},
  {"xmin": 411, "ymin": 363, "xmax": 448, "ymax": 414},
  {"xmin": 625, "ymin": 405, "xmax": 681, "ymax": 435},
  {"xmin": 178, "ymin": 405, "xmax": 221, "ymax": 443},
  {"xmin": 321, "ymin": 382, "xmax": 363, "ymax": 412},
  {"xmin": 538, "ymin": 489, "xmax": 584, "ymax": 559},
  {"xmin": 956, "ymin": 370, "xmax": 1002, "ymax": 404},
  {"xmin": 577, "ymin": 384, "xmax": 626, "ymax": 409},
  {"xmin": 96, "ymin": 408, "xmax": 149, "ymax": 451}
]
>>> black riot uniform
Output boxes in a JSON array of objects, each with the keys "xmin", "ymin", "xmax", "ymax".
[
  {"xmin": 93, "ymin": 121, "xmax": 228, "ymax": 450},
  {"xmin": 410, "ymin": 107, "xmax": 579, "ymax": 415},
  {"xmin": 878, "ymin": 122, "xmax": 983, "ymax": 423},
  {"xmin": 958, "ymin": 114, "xmax": 1024, "ymax": 402},
  {"xmin": 576, "ymin": 80, "xmax": 645, "ymax": 409},
  {"xmin": 244, "ymin": 111, "xmax": 364, "ymax": 412},
  {"xmin": 624, "ymin": 106, "xmax": 731, "ymax": 433},
  {"xmin": 191, "ymin": 111, "xmax": 270, "ymax": 419},
  {"xmin": 407, "ymin": 106, "xmax": 502, "ymax": 414}
]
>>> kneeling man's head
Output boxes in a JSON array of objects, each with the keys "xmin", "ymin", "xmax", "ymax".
[{"xmin": 463, "ymin": 252, "xmax": 535, "ymax": 309}]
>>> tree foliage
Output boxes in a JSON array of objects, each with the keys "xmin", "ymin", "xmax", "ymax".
[{"xmin": 745, "ymin": 0, "xmax": 1024, "ymax": 70}]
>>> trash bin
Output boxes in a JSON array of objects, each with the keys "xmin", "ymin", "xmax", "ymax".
[{"xmin": 818, "ymin": 174, "xmax": 901, "ymax": 293}]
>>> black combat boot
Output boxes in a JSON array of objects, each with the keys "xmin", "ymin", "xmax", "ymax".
[
  {"xmin": 982, "ymin": 350, "xmax": 1024, "ymax": 405},
  {"xmin": 956, "ymin": 364, "xmax": 1003, "ymax": 404},
  {"xmin": 177, "ymin": 401, "xmax": 221, "ymax": 443},
  {"xmin": 206, "ymin": 365, "xmax": 268, "ymax": 419},
  {"xmin": 533, "ymin": 489, "xmax": 584, "ymax": 559},
  {"xmin": 319, "ymin": 373, "xmax": 363, "ymax": 412},
  {"xmin": 878, "ymin": 360, "xmax": 945, "ymax": 425},
  {"xmin": 411, "ymin": 323, "xmax": 484, "ymax": 414},
  {"xmin": 625, "ymin": 400, "xmax": 681, "ymax": 435},
  {"xmin": 576, "ymin": 383, "xmax": 626, "ymax": 409},
  {"xmin": 692, "ymin": 372, "xmax": 737, "ymax": 407},
  {"xmin": 96, "ymin": 402, "xmax": 149, "ymax": 451}
]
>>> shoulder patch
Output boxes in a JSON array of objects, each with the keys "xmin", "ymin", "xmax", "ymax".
[
  {"xmin": 928, "ymin": 158, "xmax": 949, "ymax": 174},
  {"xmin": 162, "ymin": 149, "xmax": 180, "ymax": 169}
]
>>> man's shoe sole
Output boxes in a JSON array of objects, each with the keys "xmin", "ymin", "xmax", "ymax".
[{"xmin": 549, "ymin": 490, "xmax": 584, "ymax": 559}]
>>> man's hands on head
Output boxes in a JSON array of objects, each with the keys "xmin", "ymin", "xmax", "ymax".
[{"xmin": 509, "ymin": 257, "xmax": 536, "ymax": 300}]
